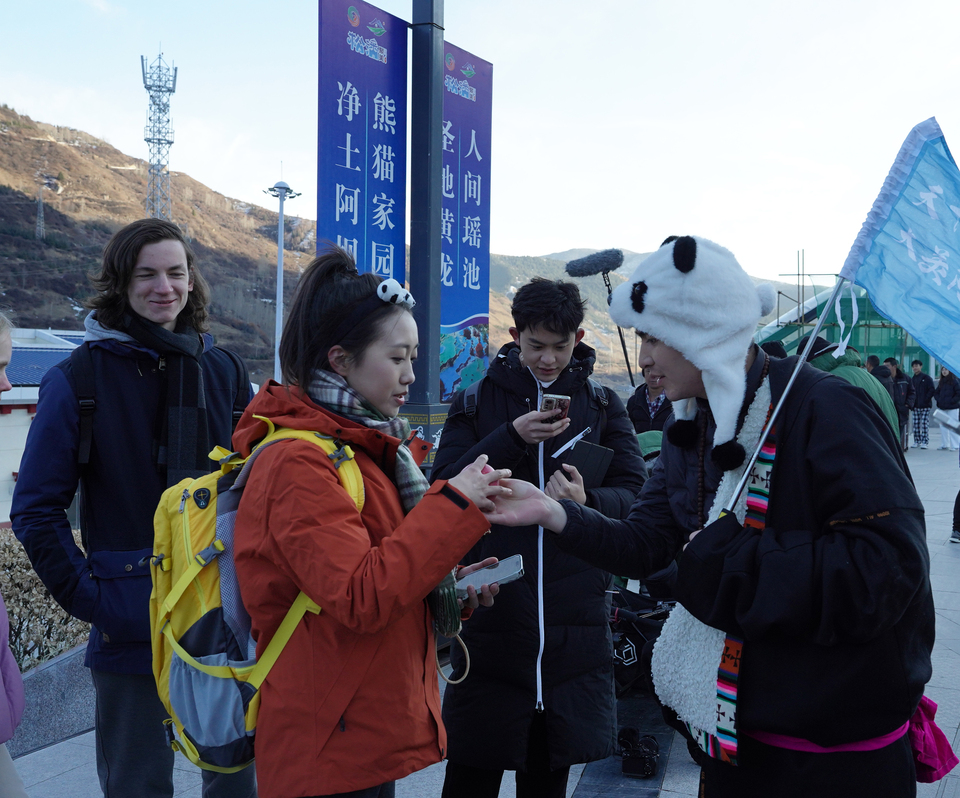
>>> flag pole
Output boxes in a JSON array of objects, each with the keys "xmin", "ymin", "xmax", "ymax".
[{"xmin": 725, "ymin": 275, "xmax": 848, "ymax": 513}]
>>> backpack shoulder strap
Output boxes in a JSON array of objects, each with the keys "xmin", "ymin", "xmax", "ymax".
[
  {"xmin": 240, "ymin": 427, "xmax": 366, "ymax": 689},
  {"xmin": 463, "ymin": 377, "xmax": 484, "ymax": 418},
  {"xmin": 243, "ymin": 420, "xmax": 365, "ymax": 513},
  {"xmin": 216, "ymin": 347, "xmax": 250, "ymax": 432},
  {"xmin": 587, "ymin": 378, "xmax": 608, "ymax": 408},
  {"xmin": 587, "ymin": 378, "xmax": 609, "ymax": 437},
  {"xmin": 248, "ymin": 590, "xmax": 320, "ymax": 689},
  {"xmin": 69, "ymin": 344, "xmax": 97, "ymax": 466}
]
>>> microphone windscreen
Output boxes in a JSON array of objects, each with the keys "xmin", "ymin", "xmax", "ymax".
[{"xmin": 565, "ymin": 249, "xmax": 624, "ymax": 277}]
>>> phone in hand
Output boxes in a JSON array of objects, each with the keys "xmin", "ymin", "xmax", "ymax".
[
  {"xmin": 455, "ymin": 554, "xmax": 524, "ymax": 599},
  {"xmin": 539, "ymin": 394, "xmax": 571, "ymax": 422}
]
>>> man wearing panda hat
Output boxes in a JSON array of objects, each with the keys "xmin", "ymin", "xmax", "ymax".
[{"xmin": 486, "ymin": 236, "xmax": 936, "ymax": 796}]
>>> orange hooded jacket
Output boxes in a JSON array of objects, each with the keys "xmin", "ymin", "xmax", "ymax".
[{"xmin": 233, "ymin": 382, "xmax": 490, "ymax": 797}]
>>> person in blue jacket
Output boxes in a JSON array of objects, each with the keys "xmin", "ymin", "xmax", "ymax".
[{"xmin": 11, "ymin": 219, "xmax": 256, "ymax": 798}]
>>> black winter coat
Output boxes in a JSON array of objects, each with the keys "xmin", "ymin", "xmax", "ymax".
[
  {"xmin": 935, "ymin": 375, "xmax": 960, "ymax": 410},
  {"xmin": 626, "ymin": 384, "xmax": 673, "ymax": 433},
  {"xmin": 871, "ymin": 364, "xmax": 894, "ymax": 392},
  {"xmin": 911, "ymin": 372, "xmax": 935, "ymax": 409},
  {"xmin": 556, "ymin": 352, "xmax": 932, "ymax": 751},
  {"xmin": 888, "ymin": 370, "xmax": 915, "ymax": 423},
  {"xmin": 430, "ymin": 341, "xmax": 645, "ymax": 770}
]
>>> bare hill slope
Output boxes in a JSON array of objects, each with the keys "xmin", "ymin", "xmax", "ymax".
[{"xmin": 0, "ymin": 105, "xmax": 315, "ymax": 379}]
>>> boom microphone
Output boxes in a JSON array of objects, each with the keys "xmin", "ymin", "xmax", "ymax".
[
  {"xmin": 564, "ymin": 247, "xmax": 636, "ymax": 388},
  {"xmin": 565, "ymin": 249, "xmax": 624, "ymax": 278}
]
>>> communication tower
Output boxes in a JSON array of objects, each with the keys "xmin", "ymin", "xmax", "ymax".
[
  {"xmin": 141, "ymin": 52, "xmax": 177, "ymax": 220},
  {"xmin": 35, "ymin": 186, "xmax": 45, "ymax": 241}
]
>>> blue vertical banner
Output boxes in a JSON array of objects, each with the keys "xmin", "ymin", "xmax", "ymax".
[
  {"xmin": 318, "ymin": 1, "xmax": 407, "ymax": 282},
  {"xmin": 439, "ymin": 44, "xmax": 492, "ymax": 401}
]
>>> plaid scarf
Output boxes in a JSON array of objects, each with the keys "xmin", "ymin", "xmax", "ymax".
[
  {"xmin": 116, "ymin": 312, "xmax": 210, "ymax": 487},
  {"xmin": 306, "ymin": 370, "xmax": 429, "ymax": 513}
]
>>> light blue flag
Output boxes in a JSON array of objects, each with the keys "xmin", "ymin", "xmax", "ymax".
[{"xmin": 841, "ymin": 117, "xmax": 960, "ymax": 375}]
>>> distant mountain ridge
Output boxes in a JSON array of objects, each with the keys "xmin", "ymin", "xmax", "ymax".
[
  {"xmin": 541, "ymin": 247, "xmax": 645, "ymax": 263},
  {"xmin": 0, "ymin": 104, "xmax": 826, "ymax": 390}
]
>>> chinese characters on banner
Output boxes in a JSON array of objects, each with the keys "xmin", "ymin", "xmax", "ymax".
[
  {"xmin": 318, "ymin": 1, "xmax": 407, "ymax": 282},
  {"xmin": 439, "ymin": 44, "xmax": 493, "ymax": 401},
  {"xmin": 841, "ymin": 117, "xmax": 960, "ymax": 376}
]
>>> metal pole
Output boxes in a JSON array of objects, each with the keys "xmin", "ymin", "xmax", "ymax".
[
  {"xmin": 603, "ymin": 272, "xmax": 635, "ymax": 387},
  {"xmin": 275, "ymin": 189, "xmax": 286, "ymax": 383},
  {"xmin": 726, "ymin": 276, "xmax": 848, "ymax": 512},
  {"xmin": 409, "ymin": 0, "xmax": 444, "ymax": 404},
  {"xmin": 265, "ymin": 180, "xmax": 298, "ymax": 382}
]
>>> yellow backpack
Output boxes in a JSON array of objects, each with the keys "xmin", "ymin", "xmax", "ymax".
[{"xmin": 148, "ymin": 417, "xmax": 364, "ymax": 772}]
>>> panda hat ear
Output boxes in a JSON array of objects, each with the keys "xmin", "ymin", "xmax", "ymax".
[{"xmin": 609, "ymin": 235, "xmax": 773, "ymax": 470}]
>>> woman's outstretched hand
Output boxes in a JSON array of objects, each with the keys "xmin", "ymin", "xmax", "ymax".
[
  {"xmin": 447, "ymin": 455, "xmax": 512, "ymax": 513},
  {"xmin": 483, "ymin": 478, "xmax": 568, "ymax": 533}
]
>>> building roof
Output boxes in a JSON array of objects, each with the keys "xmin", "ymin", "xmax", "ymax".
[
  {"xmin": 8, "ymin": 329, "xmax": 79, "ymax": 389},
  {"xmin": 8, "ymin": 348, "xmax": 71, "ymax": 387}
]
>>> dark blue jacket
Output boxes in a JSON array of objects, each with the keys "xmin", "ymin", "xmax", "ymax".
[
  {"xmin": 11, "ymin": 335, "xmax": 249, "ymax": 674},
  {"xmin": 430, "ymin": 341, "xmax": 645, "ymax": 771}
]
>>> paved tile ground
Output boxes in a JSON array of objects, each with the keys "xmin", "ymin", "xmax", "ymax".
[{"xmin": 11, "ymin": 427, "xmax": 960, "ymax": 796}]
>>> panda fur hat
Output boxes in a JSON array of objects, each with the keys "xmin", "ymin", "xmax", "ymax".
[{"xmin": 609, "ymin": 235, "xmax": 776, "ymax": 471}]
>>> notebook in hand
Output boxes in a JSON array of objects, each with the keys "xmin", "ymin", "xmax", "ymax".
[{"xmin": 564, "ymin": 440, "xmax": 614, "ymax": 490}]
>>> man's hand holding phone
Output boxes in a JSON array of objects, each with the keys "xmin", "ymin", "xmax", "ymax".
[{"xmin": 512, "ymin": 395, "xmax": 572, "ymax": 444}]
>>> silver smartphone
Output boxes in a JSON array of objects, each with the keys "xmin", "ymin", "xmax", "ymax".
[{"xmin": 455, "ymin": 554, "xmax": 524, "ymax": 599}]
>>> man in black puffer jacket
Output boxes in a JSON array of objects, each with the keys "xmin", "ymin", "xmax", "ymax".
[
  {"xmin": 910, "ymin": 360, "xmax": 935, "ymax": 448},
  {"xmin": 432, "ymin": 278, "xmax": 644, "ymax": 798}
]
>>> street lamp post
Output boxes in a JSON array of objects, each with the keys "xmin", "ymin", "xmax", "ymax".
[{"xmin": 264, "ymin": 181, "xmax": 301, "ymax": 382}]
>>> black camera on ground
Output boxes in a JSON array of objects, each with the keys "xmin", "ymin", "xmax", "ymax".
[{"xmin": 618, "ymin": 726, "xmax": 660, "ymax": 778}]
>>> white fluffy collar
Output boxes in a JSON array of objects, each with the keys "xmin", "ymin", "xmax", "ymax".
[{"xmin": 650, "ymin": 374, "xmax": 772, "ymax": 734}]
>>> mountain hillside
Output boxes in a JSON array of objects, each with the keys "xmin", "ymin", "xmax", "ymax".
[{"xmin": 0, "ymin": 105, "xmax": 315, "ymax": 379}]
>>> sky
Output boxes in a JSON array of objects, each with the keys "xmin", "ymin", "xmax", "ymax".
[{"xmin": 4, "ymin": 0, "xmax": 960, "ymax": 284}]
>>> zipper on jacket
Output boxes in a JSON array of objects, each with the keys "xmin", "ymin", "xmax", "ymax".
[{"xmin": 534, "ymin": 381, "xmax": 547, "ymax": 713}]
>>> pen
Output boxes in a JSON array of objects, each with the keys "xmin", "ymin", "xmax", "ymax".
[{"xmin": 554, "ymin": 426, "xmax": 591, "ymax": 457}]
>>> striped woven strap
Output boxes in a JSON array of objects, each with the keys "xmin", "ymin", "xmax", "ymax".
[{"xmin": 692, "ymin": 428, "xmax": 776, "ymax": 766}]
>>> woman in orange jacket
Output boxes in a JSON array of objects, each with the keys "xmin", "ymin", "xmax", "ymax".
[{"xmin": 233, "ymin": 247, "xmax": 509, "ymax": 798}]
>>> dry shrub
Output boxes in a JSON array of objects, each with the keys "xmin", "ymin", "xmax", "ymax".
[{"xmin": 0, "ymin": 527, "xmax": 89, "ymax": 671}]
